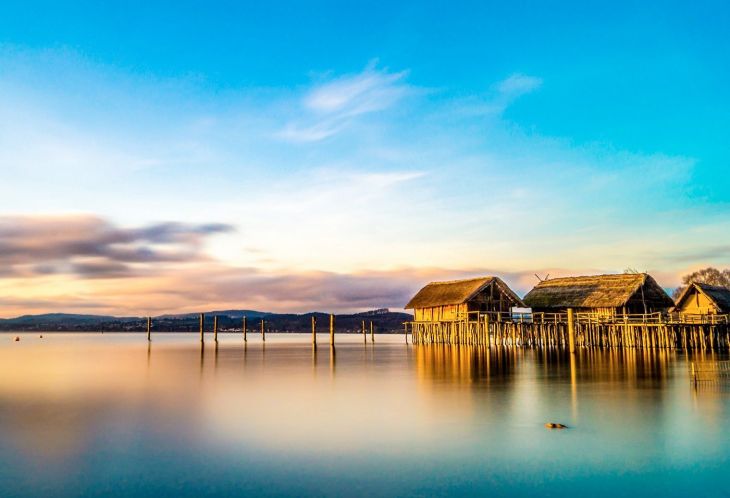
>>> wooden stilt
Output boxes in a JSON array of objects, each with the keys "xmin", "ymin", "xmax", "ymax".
[
  {"xmin": 199, "ymin": 313, "xmax": 204, "ymax": 344},
  {"xmin": 329, "ymin": 314, "xmax": 335, "ymax": 346},
  {"xmin": 567, "ymin": 308, "xmax": 576, "ymax": 354},
  {"xmin": 147, "ymin": 316, "xmax": 151, "ymax": 342},
  {"xmin": 261, "ymin": 319, "xmax": 265, "ymax": 341},
  {"xmin": 312, "ymin": 316, "xmax": 317, "ymax": 347},
  {"xmin": 214, "ymin": 316, "xmax": 218, "ymax": 343},
  {"xmin": 243, "ymin": 316, "xmax": 247, "ymax": 342}
]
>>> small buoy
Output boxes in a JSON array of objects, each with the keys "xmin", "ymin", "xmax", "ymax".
[
  {"xmin": 39, "ymin": 335, "xmax": 43, "ymax": 339},
  {"xmin": 13, "ymin": 336, "xmax": 20, "ymax": 342},
  {"xmin": 545, "ymin": 423, "xmax": 567, "ymax": 429}
]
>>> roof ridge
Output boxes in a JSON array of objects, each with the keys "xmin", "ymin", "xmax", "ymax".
[
  {"xmin": 695, "ymin": 282, "xmax": 730, "ymax": 290},
  {"xmin": 540, "ymin": 273, "xmax": 645, "ymax": 284},
  {"xmin": 426, "ymin": 276, "xmax": 494, "ymax": 285}
]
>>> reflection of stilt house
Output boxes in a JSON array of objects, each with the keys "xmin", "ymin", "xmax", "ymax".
[
  {"xmin": 523, "ymin": 273, "xmax": 674, "ymax": 316},
  {"xmin": 405, "ymin": 276, "xmax": 524, "ymax": 321},
  {"xmin": 674, "ymin": 283, "xmax": 730, "ymax": 315}
]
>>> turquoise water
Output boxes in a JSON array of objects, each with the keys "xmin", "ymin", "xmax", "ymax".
[{"xmin": 0, "ymin": 333, "xmax": 728, "ymax": 497}]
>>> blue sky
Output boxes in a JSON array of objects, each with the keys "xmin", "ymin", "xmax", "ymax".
[{"xmin": 0, "ymin": 1, "xmax": 728, "ymax": 315}]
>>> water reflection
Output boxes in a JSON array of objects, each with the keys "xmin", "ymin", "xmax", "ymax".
[
  {"xmin": 0, "ymin": 334, "xmax": 729, "ymax": 497},
  {"xmin": 412, "ymin": 344, "xmax": 685, "ymax": 389}
]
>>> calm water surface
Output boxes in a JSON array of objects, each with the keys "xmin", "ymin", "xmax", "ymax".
[{"xmin": 1, "ymin": 332, "xmax": 729, "ymax": 497}]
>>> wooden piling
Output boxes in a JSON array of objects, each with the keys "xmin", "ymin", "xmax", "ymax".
[
  {"xmin": 567, "ymin": 308, "xmax": 576, "ymax": 354},
  {"xmin": 147, "ymin": 316, "xmax": 151, "ymax": 342},
  {"xmin": 405, "ymin": 311, "xmax": 730, "ymax": 351},
  {"xmin": 329, "ymin": 313, "xmax": 335, "ymax": 346},
  {"xmin": 261, "ymin": 319, "xmax": 265, "ymax": 341},
  {"xmin": 243, "ymin": 316, "xmax": 247, "ymax": 342},
  {"xmin": 312, "ymin": 316, "xmax": 317, "ymax": 346},
  {"xmin": 485, "ymin": 314, "xmax": 490, "ymax": 349},
  {"xmin": 362, "ymin": 320, "xmax": 367, "ymax": 343},
  {"xmin": 370, "ymin": 321, "xmax": 374, "ymax": 343},
  {"xmin": 213, "ymin": 316, "xmax": 218, "ymax": 342},
  {"xmin": 199, "ymin": 313, "xmax": 204, "ymax": 344}
]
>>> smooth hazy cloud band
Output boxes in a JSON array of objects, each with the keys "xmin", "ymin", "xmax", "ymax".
[{"xmin": 0, "ymin": 215, "xmax": 553, "ymax": 316}]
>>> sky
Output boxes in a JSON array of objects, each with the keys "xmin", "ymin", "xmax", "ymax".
[{"xmin": 0, "ymin": 1, "xmax": 729, "ymax": 316}]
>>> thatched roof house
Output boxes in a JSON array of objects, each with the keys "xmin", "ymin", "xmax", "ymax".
[
  {"xmin": 406, "ymin": 276, "xmax": 524, "ymax": 322},
  {"xmin": 523, "ymin": 273, "xmax": 674, "ymax": 315},
  {"xmin": 674, "ymin": 282, "xmax": 730, "ymax": 315}
]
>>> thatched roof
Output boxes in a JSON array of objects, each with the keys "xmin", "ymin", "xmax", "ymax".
[
  {"xmin": 523, "ymin": 273, "xmax": 674, "ymax": 310},
  {"xmin": 405, "ymin": 276, "xmax": 524, "ymax": 309},
  {"xmin": 675, "ymin": 282, "xmax": 730, "ymax": 313}
]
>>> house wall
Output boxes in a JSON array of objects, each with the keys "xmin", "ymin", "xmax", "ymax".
[
  {"xmin": 414, "ymin": 303, "xmax": 467, "ymax": 321},
  {"xmin": 466, "ymin": 282, "xmax": 515, "ymax": 313},
  {"xmin": 677, "ymin": 290, "xmax": 719, "ymax": 315}
]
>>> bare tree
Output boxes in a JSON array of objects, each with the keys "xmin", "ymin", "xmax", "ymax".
[{"xmin": 673, "ymin": 267, "xmax": 730, "ymax": 299}]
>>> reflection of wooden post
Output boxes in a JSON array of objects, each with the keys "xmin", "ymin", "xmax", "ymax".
[
  {"xmin": 370, "ymin": 321, "xmax": 374, "ymax": 343},
  {"xmin": 261, "ymin": 319, "xmax": 266, "ymax": 341},
  {"xmin": 567, "ymin": 308, "xmax": 576, "ymax": 354},
  {"xmin": 147, "ymin": 316, "xmax": 151, "ymax": 342},
  {"xmin": 312, "ymin": 316, "xmax": 317, "ymax": 346},
  {"xmin": 362, "ymin": 320, "xmax": 366, "ymax": 342},
  {"xmin": 214, "ymin": 316, "xmax": 218, "ymax": 342},
  {"xmin": 329, "ymin": 314, "xmax": 335, "ymax": 346},
  {"xmin": 199, "ymin": 313, "xmax": 204, "ymax": 343},
  {"xmin": 243, "ymin": 316, "xmax": 247, "ymax": 342}
]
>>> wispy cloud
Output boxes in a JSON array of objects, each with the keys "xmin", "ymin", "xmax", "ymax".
[
  {"xmin": 496, "ymin": 73, "xmax": 543, "ymax": 97},
  {"xmin": 278, "ymin": 63, "xmax": 411, "ymax": 142}
]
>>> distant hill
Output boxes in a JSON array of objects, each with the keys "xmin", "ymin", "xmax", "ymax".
[
  {"xmin": 0, "ymin": 313, "xmax": 139, "ymax": 328},
  {"xmin": 0, "ymin": 309, "xmax": 413, "ymax": 333},
  {"xmin": 156, "ymin": 310, "xmax": 272, "ymax": 319}
]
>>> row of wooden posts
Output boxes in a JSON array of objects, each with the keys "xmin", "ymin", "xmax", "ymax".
[
  {"xmin": 407, "ymin": 309, "xmax": 730, "ymax": 352},
  {"xmin": 144, "ymin": 314, "xmax": 380, "ymax": 346}
]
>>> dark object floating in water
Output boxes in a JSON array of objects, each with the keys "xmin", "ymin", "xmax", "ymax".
[
  {"xmin": 39, "ymin": 335, "xmax": 43, "ymax": 338},
  {"xmin": 545, "ymin": 423, "xmax": 568, "ymax": 429},
  {"xmin": 13, "ymin": 336, "xmax": 20, "ymax": 342}
]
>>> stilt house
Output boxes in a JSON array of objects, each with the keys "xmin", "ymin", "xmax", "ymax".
[
  {"xmin": 523, "ymin": 273, "xmax": 674, "ymax": 316},
  {"xmin": 405, "ymin": 276, "xmax": 524, "ymax": 321},
  {"xmin": 673, "ymin": 282, "xmax": 730, "ymax": 315}
]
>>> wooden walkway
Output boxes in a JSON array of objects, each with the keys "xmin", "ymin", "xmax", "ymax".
[{"xmin": 406, "ymin": 311, "xmax": 730, "ymax": 351}]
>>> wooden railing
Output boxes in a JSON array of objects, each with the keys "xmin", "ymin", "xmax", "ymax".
[{"xmin": 450, "ymin": 311, "xmax": 730, "ymax": 326}]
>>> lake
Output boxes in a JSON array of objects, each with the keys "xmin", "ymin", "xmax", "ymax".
[{"xmin": 1, "ymin": 333, "xmax": 728, "ymax": 497}]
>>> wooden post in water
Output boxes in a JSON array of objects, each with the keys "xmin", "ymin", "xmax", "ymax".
[
  {"xmin": 261, "ymin": 319, "xmax": 266, "ymax": 342},
  {"xmin": 404, "ymin": 322, "xmax": 408, "ymax": 344},
  {"xmin": 147, "ymin": 316, "xmax": 151, "ymax": 342},
  {"xmin": 312, "ymin": 316, "xmax": 317, "ymax": 347},
  {"xmin": 329, "ymin": 314, "xmax": 335, "ymax": 346},
  {"xmin": 567, "ymin": 308, "xmax": 576, "ymax": 354},
  {"xmin": 199, "ymin": 313, "xmax": 204, "ymax": 344},
  {"xmin": 213, "ymin": 316, "xmax": 218, "ymax": 343},
  {"xmin": 243, "ymin": 316, "xmax": 247, "ymax": 342},
  {"xmin": 370, "ymin": 321, "xmax": 374, "ymax": 343}
]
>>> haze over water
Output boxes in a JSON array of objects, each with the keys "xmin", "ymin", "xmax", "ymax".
[{"xmin": 1, "ymin": 333, "xmax": 729, "ymax": 497}]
